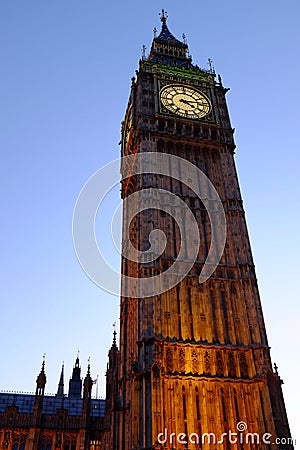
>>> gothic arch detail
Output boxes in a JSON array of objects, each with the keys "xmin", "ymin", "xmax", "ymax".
[{"xmin": 166, "ymin": 348, "xmax": 173, "ymax": 372}]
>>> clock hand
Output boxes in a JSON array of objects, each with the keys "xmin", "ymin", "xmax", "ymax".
[
  {"xmin": 180, "ymin": 99, "xmax": 196, "ymax": 108},
  {"xmin": 180, "ymin": 99, "xmax": 206, "ymax": 105}
]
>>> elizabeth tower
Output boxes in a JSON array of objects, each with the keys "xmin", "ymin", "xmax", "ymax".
[{"xmin": 105, "ymin": 11, "xmax": 293, "ymax": 450}]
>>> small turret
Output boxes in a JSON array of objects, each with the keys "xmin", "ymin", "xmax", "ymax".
[
  {"xmin": 104, "ymin": 327, "xmax": 120, "ymax": 433},
  {"xmin": 35, "ymin": 356, "xmax": 46, "ymax": 396},
  {"xmin": 79, "ymin": 363, "xmax": 94, "ymax": 450},
  {"xmin": 83, "ymin": 364, "xmax": 93, "ymax": 400},
  {"xmin": 31, "ymin": 356, "xmax": 47, "ymax": 444}
]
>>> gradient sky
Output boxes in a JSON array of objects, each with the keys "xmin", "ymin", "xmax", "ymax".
[{"xmin": 0, "ymin": 0, "xmax": 299, "ymax": 441}]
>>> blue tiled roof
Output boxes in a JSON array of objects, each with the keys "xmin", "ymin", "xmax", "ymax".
[
  {"xmin": 157, "ymin": 22, "xmax": 182, "ymax": 44},
  {"xmin": 0, "ymin": 393, "xmax": 35, "ymax": 414},
  {"xmin": 0, "ymin": 393, "xmax": 105, "ymax": 417}
]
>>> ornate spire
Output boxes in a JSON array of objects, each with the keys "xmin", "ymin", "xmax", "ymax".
[
  {"xmin": 56, "ymin": 363, "xmax": 64, "ymax": 397},
  {"xmin": 83, "ymin": 360, "xmax": 93, "ymax": 400},
  {"xmin": 39, "ymin": 355, "xmax": 46, "ymax": 378},
  {"xmin": 35, "ymin": 355, "xmax": 47, "ymax": 395},
  {"xmin": 159, "ymin": 8, "xmax": 168, "ymax": 24},
  {"xmin": 112, "ymin": 322, "xmax": 117, "ymax": 347},
  {"xmin": 75, "ymin": 350, "xmax": 80, "ymax": 368},
  {"xmin": 147, "ymin": 10, "xmax": 194, "ymax": 69},
  {"xmin": 156, "ymin": 11, "xmax": 182, "ymax": 44},
  {"xmin": 141, "ymin": 45, "xmax": 147, "ymax": 61}
]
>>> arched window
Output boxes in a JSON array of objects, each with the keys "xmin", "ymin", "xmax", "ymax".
[
  {"xmin": 89, "ymin": 440, "xmax": 101, "ymax": 450},
  {"xmin": 64, "ymin": 436, "xmax": 76, "ymax": 450},
  {"xmin": 13, "ymin": 434, "xmax": 26, "ymax": 450},
  {"xmin": 39, "ymin": 435, "xmax": 52, "ymax": 450}
]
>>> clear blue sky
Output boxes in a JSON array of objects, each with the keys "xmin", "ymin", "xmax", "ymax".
[{"xmin": 0, "ymin": 0, "xmax": 299, "ymax": 440}]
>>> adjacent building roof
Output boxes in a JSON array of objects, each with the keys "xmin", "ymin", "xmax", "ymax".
[{"xmin": 0, "ymin": 393, "xmax": 105, "ymax": 417}]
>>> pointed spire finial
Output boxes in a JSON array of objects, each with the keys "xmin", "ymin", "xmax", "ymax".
[
  {"xmin": 182, "ymin": 33, "xmax": 187, "ymax": 45},
  {"xmin": 153, "ymin": 27, "xmax": 157, "ymax": 38},
  {"xmin": 42, "ymin": 353, "xmax": 46, "ymax": 369},
  {"xmin": 208, "ymin": 58, "xmax": 215, "ymax": 74},
  {"xmin": 87, "ymin": 358, "xmax": 91, "ymax": 376},
  {"xmin": 141, "ymin": 45, "xmax": 147, "ymax": 61},
  {"xmin": 113, "ymin": 322, "xmax": 117, "ymax": 346},
  {"xmin": 160, "ymin": 9, "xmax": 168, "ymax": 24},
  {"xmin": 56, "ymin": 362, "xmax": 64, "ymax": 397},
  {"xmin": 75, "ymin": 351, "xmax": 80, "ymax": 368}
]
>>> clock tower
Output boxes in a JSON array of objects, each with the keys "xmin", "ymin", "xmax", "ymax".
[{"xmin": 105, "ymin": 11, "xmax": 293, "ymax": 450}]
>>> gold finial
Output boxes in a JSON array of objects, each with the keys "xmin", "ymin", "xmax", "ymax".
[{"xmin": 160, "ymin": 9, "xmax": 168, "ymax": 23}]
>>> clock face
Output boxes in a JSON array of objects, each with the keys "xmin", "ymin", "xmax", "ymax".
[{"xmin": 160, "ymin": 85, "xmax": 211, "ymax": 119}]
